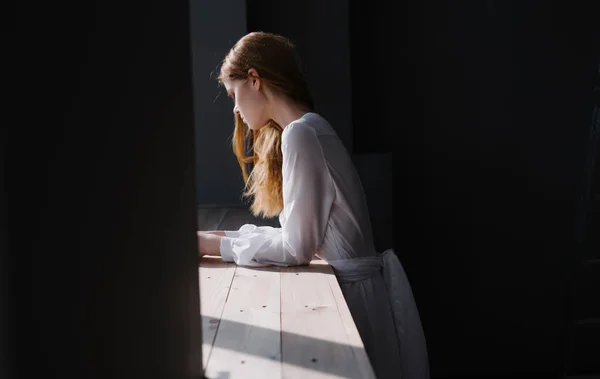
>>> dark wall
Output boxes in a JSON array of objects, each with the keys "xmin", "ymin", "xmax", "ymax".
[
  {"xmin": 191, "ymin": 0, "xmax": 250, "ymax": 207},
  {"xmin": 566, "ymin": 67, "xmax": 600, "ymax": 375},
  {"xmin": 348, "ymin": 0, "xmax": 394, "ymax": 154},
  {"xmin": 391, "ymin": 2, "xmax": 600, "ymax": 377},
  {"xmin": 6, "ymin": 1, "xmax": 203, "ymax": 378},
  {"xmin": 0, "ymin": 124, "xmax": 9, "ymax": 378}
]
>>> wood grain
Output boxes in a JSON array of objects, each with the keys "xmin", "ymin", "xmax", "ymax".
[
  {"xmin": 199, "ymin": 258, "xmax": 376, "ymax": 378},
  {"xmin": 280, "ymin": 261, "xmax": 375, "ymax": 378},
  {"xmin": 204, "ymin": 265, "xmax": 282, "ymax": 378},
  {"xmin": 199, "ymin": 257, "xmax": 237, "ymax": 367}
]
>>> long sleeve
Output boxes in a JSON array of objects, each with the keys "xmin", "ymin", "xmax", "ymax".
[{"xmin": 219, "ymin": 121, "xmax": 336, "ymax": 267}]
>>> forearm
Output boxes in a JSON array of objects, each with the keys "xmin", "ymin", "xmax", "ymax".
[
  {"xmin": 199, "ymin": 230, "xmax": 226, "ymax": 237},
  {"xmin": 197, "ymin": 231, "xmax": 223, "ymax": 256}
]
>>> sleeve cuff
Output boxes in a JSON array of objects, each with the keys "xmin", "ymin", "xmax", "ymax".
[{"xmin": 219, "ymin": 236, "xmax": 235, "ymax": 263}]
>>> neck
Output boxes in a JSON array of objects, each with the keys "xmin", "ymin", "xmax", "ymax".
[{"xmin": 267, "ymin": 94, "xmax": 310, "ymax": 128}]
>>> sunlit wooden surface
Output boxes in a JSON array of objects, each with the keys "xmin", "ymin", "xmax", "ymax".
[{"xmin": 199, "ymin": 257, "xmax": 377, "ymax": 379}]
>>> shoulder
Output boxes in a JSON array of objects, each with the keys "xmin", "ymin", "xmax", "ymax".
[
  {"xmin": 282, "ymin": 120, "xmax": 319, "ymax": 150},
  {"xmin": 282, "ymin": 112, "xmax": 336, "ymax": 143}
]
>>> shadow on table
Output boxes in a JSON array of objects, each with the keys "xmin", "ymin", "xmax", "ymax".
[{"xmin": 203, "ymin": 316, "xmax": 371, "ymax": 379}]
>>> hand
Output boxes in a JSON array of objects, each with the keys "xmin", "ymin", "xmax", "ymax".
[{"xmin": 197, "ymin": 231, "xmax": 223, "ymax": 257}]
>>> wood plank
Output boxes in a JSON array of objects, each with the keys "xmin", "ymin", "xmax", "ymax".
[
  {"xmin": 199, "ymin": 256, "xmax": 237, "ymax": 368},
  {"xmin": 205, "ymin": 265, "xmax": 282, "ymax": 378},
  {"xmin": 280, "ymin": 260, "xmax": 376, "ymax": 379}
]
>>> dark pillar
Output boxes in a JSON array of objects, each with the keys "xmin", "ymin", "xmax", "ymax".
[{"xmin": 5, "ymin": 1, "xmax": 203, "ymax": 378}]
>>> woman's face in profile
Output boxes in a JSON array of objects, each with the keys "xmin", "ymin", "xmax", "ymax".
[{"xmin": 224, "ymin": 72, "xmax": 269, "ymax": 130}]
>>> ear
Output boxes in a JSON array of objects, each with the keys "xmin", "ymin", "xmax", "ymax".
[{"xmin": 247, "ymin": 68, "xmax": 261, "ymax": 91}]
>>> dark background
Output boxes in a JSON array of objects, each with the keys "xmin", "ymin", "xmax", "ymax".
[
  {"xmin": 248, "ymin": 1, "xmax": 600, "ymax": 376},
  {"xmin": 3, "ymin": 1, "xmax": 600, "ymax": 378}
]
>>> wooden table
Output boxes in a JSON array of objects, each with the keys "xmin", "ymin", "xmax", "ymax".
[{"xmin": 199, "ymin": 256, "xmax": 377, "ymax": 379}]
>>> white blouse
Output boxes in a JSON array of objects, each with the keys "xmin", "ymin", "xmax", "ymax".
[{"xmin": 219, "ymin": 112, "xmax": 376, "ymax": 267}]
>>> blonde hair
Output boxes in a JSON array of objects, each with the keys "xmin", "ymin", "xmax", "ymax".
[{"xmin": 217, "ymin": 32, "xmax": 314, "ymax": 218}]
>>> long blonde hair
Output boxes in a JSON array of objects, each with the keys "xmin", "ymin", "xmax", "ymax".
[{"xmin": 217, "ymin": 32, "xmax": 314, "ymax": 218}]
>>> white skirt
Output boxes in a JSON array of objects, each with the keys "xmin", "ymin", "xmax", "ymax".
[{"xmin": 329, "ymin": 250, "xmax": 430, "ymax": 379}]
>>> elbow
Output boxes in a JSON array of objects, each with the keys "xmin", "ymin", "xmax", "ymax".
[
  {"xmin": 293, "ymin": 247, "xmax": 314, "ymax": 266},
  {"xmin": 282, "ymin": 241, "xmax": 314, "ymax": 266}
]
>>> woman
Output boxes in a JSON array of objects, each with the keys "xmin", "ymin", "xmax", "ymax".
[{"xmin": 198, "ymin": 31, "xmax": 429, "ymax": 379}]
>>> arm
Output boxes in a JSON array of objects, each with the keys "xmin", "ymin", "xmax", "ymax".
[
  {"xmin": 198, "ymin": 232, "xmax": 224, "ymax": 257},
  {"xmin": 198, "ymin": 231, "xmax": 225, "ymax": 237},
  {"xmin": 218, "ymin": 122, "xmax": 336, "ymax": 267}
]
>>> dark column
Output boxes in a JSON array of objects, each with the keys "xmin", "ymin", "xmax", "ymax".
[{"xmin": 6, "ymin": 1, "xmax": 203, "ymax": 378}]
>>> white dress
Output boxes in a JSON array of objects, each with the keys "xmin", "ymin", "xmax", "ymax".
[{"xmin": 219, "ymin": 112, "xmax": 430, "ymax": 379}]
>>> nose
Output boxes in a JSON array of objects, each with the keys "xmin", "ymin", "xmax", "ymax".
[{"xmin": 233, "ymin": 105, "xmax": 239, "ymax": 115}]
